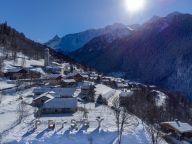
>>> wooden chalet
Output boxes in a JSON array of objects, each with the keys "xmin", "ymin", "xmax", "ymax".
[
  {"xmin": 66, "ymin": 73, "xmax": 85, "ymax": 82},
  {"xmin": 33, "ymin": 88, "xmax": 78, "ymax": 114},
  {"xmin": 115, "ymin": 82, "xmax": 128, "ymax": 90},
  {"xmin": 42, "ymin": 74, "xmax": 63, "ymax": 85},
  {"xmin": 101, "ymin": 76, "xmax": 115, "ymax": 87},
  {"xmin": 80, "ymin": 82, "xmax": 95, "ymax": 101},
  {"xmin": 41, "ymin": 97, "xmax": 77, "ymax": 114},
  {"xmin": 160, "ymin": 120, "xmax": 192, "ymax": 139},
  {"xmin": 5, "ymin": 68, "xmax": 41, "ymax": 80},
  {"xmin": 32, "ymin": 92, "xmax": 54, "ymax": 107}
]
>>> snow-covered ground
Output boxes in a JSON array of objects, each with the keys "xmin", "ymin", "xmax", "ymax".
[
  {"xmin": 0, "ymin": 79, "xmax": 16, "ymax": 89},
  {"xmin": 0, "ymin": 86, "xmax": 154, "ymax": 144}
]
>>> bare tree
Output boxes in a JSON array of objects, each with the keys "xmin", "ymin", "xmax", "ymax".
[
  {"xmin": 0, "ymin": 58, "xmax": 4, "ymax": 71},
  {"xmin": 113, "ymin": 99, "xmax": 138, "ymax": 144},
  {"xmin": 0, "ymin": 92, "xmax": 2, "ymax": 104},
  {"xmin": 21, "ymin": 57, "xmax": 26, "ymax": 68},
  {"xmin": 17, "ymin": 99, "xmax": 28, "ymax": 123},
  {"xmin": 12, "ymin": 51, "xmax": 17, "ymax": 61},
  {"xmin": 143, "ymin": 123, "xmax": 163, "ymax": 144}
]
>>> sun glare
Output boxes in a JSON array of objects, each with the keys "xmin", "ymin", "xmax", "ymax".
[{"xmin": 124, "ymin": 0, "xmax": 146, "ymax": 13}]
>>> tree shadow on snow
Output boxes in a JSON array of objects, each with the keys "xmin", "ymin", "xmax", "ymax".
[
  {"xmin": 40, "ymin": 113, "xmax": 74, "ymax": 118},
  {"xmin": 76, "ymin": 125, "xmax": 88, "ymax": 135},
  {"xmin": 22, "ymin": 127, "xmax": 36, "ymax": 138},
  {"xmin": 63, "ymin": 129, "xmax": 71, "ymax": 136},
  {"xmin": 55, "ymin": 126, "xmax": 63, "ymax": 133},
  {"xmin": 89, "ymin": 127, "xmax": 118, "ymax": 144},
  {"xmin": 36, "ymin": 128, "xmax": 51, "ymax": 139},
  {"xmin": 90, "ymin": 127, "xmax": 100, "ymax": 135}
]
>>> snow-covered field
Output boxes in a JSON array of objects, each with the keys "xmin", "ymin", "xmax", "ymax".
[{"xmin": 0, "ymin": 85, "xmax": 154, "ymax": 144}]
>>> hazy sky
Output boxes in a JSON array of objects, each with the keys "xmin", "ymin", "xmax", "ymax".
[{"xmin": 0, "ymin": 0, "xmax": 192, "ymax": 42}]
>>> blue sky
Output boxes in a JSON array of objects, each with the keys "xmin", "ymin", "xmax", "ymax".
[{"xmin": 0, "ymin": 0, "xmax": 192, "ymax": 42}]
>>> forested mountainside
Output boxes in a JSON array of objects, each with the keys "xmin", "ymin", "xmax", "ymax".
[{"xmin": 0, "ymin": 22, "xmax": 73, "ymax": 63}]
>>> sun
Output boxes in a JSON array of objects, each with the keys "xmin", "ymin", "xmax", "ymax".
[{"xmin": 124, "ymin": 0, "xmax": 146, "ymax": 13}]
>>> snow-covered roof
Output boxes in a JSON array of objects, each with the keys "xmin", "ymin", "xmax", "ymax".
[
  {"xmin": 114, "ymin": 78, "xmax": 124, "ymax": 82},
  {"xmin": 30, "ymin": 64, "xmax": 44, "ymax": 67},
  {"xmin": 102, "ymin": 79, "xmax": 111, "ymax": 82},
  {"xmin": 51, "ymin": 62, "xmax": 61, "ymax": 66},
  {"xmin": 53, "ymin": 88, "xmax": 76, "ymax": 97},
  {"xmin": 30, "ymin": 68, "xmax": 45, "ymax": 75},
  {"xmin": 102, "ymin": 76, "xmax": 115, "ymax": 81},
  {"xmin": 33, "ymin": 87, "xmax": 77, "ymax": 97},
  {"xmin": 6, "ymin": 68, "xmax": 25, "ymax": 73},
  {"xmin": 81, "ymin": 81, "xmax": 94, "ymax": 89},
  {"xmin": 33, "ymin": 92, "xmax": 54, "ymax": 101},
  {"xmin": 119, "ymin": 90, "xmax": 134, "ymax": 97},
  {"xmin": 90, "ymin": 73, "xmax": 98, "ymax": 77},
  {"xmin": 95, "ymin": 84, "xmax": 115, "ymax": 100},
  {"xmin": 62, "ymin": 62, "xmax": 70, "ymax": 66},
  {"xmin": 43, "ymin": 97, "xmax": 77, "ymax": 109},
  {"xmin": 116, "ymin": 82, "xmax": 128, "ymax": 88},
  {"xmin": 62, "ymin": 79, "xmax": 76, "ymax": 83},
  {"xmin": 46, "ymin": 65, "xmax": 63, "ymax": 69},
  {"xmin": 81, "ymin": 74, "xmax": 89, "ymax": 78},
  {"xmin": 162, "ymin": 121, "xmax": 192, "ymax": 133},
  {"xmin": 90, "ymin": 76, "xmax": 97, "ymax": 80},
  {"xmin": 33, "ymin": 87, "xmax": 51, "ymax": 94},
  {"xmin": 65, "ymin": 72, "xmax": 80, "ymax": 78}
]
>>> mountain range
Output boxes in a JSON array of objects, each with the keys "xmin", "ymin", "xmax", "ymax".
[
  {"xmin": 46, "ymin": 12, "xmax": 192, "ymax": 100},
  {"xmin": 46, "ymin": 23, "xmax": 135, "ymax": 53}
]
